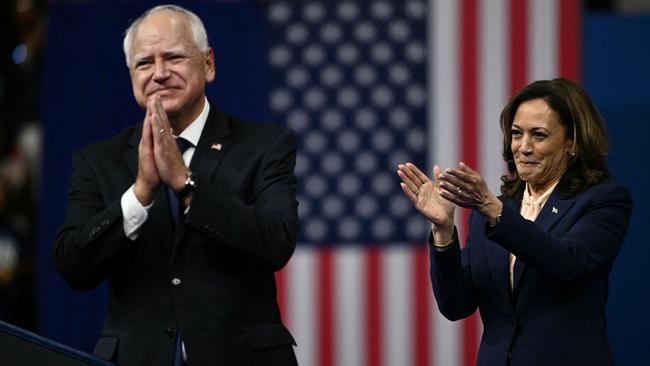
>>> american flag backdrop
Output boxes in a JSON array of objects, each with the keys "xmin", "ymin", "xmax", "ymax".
[{"xmin": 266, "ymin": 1, "xmax": 581, "ymax": 365}]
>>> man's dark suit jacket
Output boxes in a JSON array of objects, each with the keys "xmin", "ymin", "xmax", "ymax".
[
  {"xmin": 430, "ymin": 182, "xmax": 632, "ymax": 366},
  {"xmin": 52, "ymin": 106, "xmax": 299, "ymax": 366}
]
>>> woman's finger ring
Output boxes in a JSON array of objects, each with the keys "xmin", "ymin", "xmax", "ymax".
[
  {"xmin": 159, "ymin": 128, "xmax": 165, "ymax": 134},
  {"xmin": 457, "ymin": 187, "xmax": 462, "ymax": 195}
]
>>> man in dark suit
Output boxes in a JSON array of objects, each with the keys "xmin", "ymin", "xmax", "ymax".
[{"xmin": 52, "ymin": 5, "xmax": 298, "ymax": 365}]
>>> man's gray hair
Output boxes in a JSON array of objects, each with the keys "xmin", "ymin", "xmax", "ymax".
[{"xmin": 122, "ymin": 4, "xmax": 210, "ymax": 68}]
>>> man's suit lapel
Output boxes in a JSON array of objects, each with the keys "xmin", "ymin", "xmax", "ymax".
[
  {"xmin": 124, "ymin": 124, "xmax": 141, "ymax": 179},
  {"xmin": 189, "ymin": 107, "xmax": 232, "ymax": 181},
  {"xmin": 511, "ymin": 188, "xmax": 576, "ymax": 297},
  {"xmin": 169, "ymin": 108, "xmax": 232, "ymax": 264}
]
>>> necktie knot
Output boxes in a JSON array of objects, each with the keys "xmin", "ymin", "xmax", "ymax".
[{"xmin": 175, "ymin": 137, "xmax": 192, "ymax": 154}]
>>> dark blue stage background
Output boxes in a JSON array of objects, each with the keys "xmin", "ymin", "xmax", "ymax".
[
  {"xmin": 36, "ymin": 1, "xmax": 650, "ymax": 364},
  {"xmin": 583, "ymin": 13, "xmax": 650, "ymax": 365}
]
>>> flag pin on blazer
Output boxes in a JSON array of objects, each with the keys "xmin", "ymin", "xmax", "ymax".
[
  {"xmin": 552, "ymin": 206, "xmax": 558, "ymax": 214},
  {"xmin": 211, "ymin": 143, "xmax": 222, "ymax": 151}
]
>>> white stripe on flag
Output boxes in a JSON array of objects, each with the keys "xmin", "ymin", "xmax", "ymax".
[
  {"xmin": 433, "ymin": 306, "xmax": 460, "ymax": 366},
  {"xmin": 430, "ymin": 0, "xmax": 460, "ymax": 172},
  {"xmin": 334, "ymin": 248, "xmax": 365, "ymax": 366},
  {"xmin": 529, "ymin": 0, "xmax": 558, "ymax": 81},
  {"xmin": 382, "ymin": 247, "xmax": 413, "ymax": 366},
  {"xmin": 430, "ymin": 0, "xmax": 463, "ymax": 364},
  {"xmin": 479, "ymin": 0, "xmax": 509, "ymax": 194},
  {"xmin": 287, "ymin": 248, "xmax": 317, "ymax": 366}
]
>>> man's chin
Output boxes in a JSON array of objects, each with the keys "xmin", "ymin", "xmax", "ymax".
[{"xmin": 159, "ymin": 100, "xmax": 181, "ymax": 115}]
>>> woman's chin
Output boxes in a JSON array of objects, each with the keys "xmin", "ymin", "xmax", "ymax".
[{"xmin": 517, "ymin": 172, "xmax": 532, "ymax": 182}]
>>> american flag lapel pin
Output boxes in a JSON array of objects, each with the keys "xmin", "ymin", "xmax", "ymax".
[
  {"xmin": 211, "ymin": 143, "xmax": 222, "ymax": 151},
  {"xmin": 552, "ymin": 207, "xmax": 558, "ymax": 214}
]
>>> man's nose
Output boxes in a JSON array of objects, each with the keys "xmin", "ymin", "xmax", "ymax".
[{"xmin": 153, "ymin": 60, "xmax": 170, "ymax": 82}]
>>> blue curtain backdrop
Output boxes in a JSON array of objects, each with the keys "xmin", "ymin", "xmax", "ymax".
[
  {"xmin": 36, "ymin": 1, "xmax": 650, "ymax": 364},
  {"xmin": 37, "ymin": 0, "xmax": 269, "ymax": 353}
]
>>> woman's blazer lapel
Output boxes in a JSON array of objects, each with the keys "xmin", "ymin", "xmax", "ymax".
[{"xmin": 511, "ymin": 188, "xmax": 576, "ymax": 297}]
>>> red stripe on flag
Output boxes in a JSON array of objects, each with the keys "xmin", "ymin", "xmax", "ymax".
[
  {"xmin": 559, "ymin": 0, "xmax": 581, "ymax": 81},
  {"xmin": 318, "ymin": 249, "xmax": 333, "ymax": 366},
  {"xmin": 460, "ymin": 0, "xmax": 478, "ymax": 173},
  {"xmin": 366, "ymin": 248, "xmax": 382, "ymax": 366},
  {"xmin": 460, "ymin": 1, "xmax": 480, "ymax": 365},
  {"xmin": 509, "ymin": 0, "xmax": 528, "ymax": 93},
  {"xmin": 459, "ymin": 0, "xmax": 479, "ymax": 245},
  {"xmin": 413, "ymin": 246, "xmax": 431, "ymax": 366}
]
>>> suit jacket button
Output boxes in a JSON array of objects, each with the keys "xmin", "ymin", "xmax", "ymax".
[{"xmin": 171, "ymin": 278, "xmax": 182, "ymax": 286}]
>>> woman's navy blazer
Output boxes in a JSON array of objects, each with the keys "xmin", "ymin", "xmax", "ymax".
[{"xmin": 430, "ymin": 181, "xmax": 632, "ymax": 366}]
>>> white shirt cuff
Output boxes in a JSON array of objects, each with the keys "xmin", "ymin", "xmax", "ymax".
[{"xmin": 121, "ymin": 185, "xmax": 152, "ymax": 240}]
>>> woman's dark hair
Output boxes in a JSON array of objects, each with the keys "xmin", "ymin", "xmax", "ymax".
[{"xmin": 499, "ymin": 78, "xmax": 609, "ymax": 198}]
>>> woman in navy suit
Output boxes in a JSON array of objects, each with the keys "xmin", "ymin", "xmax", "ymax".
[{"xmin": 398, "ymin": 78, "xmax": 632, "ymax": 365}]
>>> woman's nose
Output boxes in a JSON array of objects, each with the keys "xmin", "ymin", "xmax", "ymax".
[{"xmin": 520, "ymin": 136, "xmax": 534, "ymax": 154}]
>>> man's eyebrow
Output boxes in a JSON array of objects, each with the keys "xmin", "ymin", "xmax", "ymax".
[
  {"xmin": 132, "ymin": 53, "xmax": 151, "ymax": 62},
  {"xmin": 164, "ymin": 48, "xmax": 191, "ymax": 55}
]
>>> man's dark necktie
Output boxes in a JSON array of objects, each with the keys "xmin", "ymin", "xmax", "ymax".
[
  {"xmin": 170, "ymin": 137, "xmax": 191, "ymax": 365},
  {"xmin": 168, "ymin": 137, "xmax": 192, "ymax": 223}
]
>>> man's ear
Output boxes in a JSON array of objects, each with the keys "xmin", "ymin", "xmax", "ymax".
[{"xmin": 205, "ymin": 48, "xmax": 215, "ymax": 82}]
